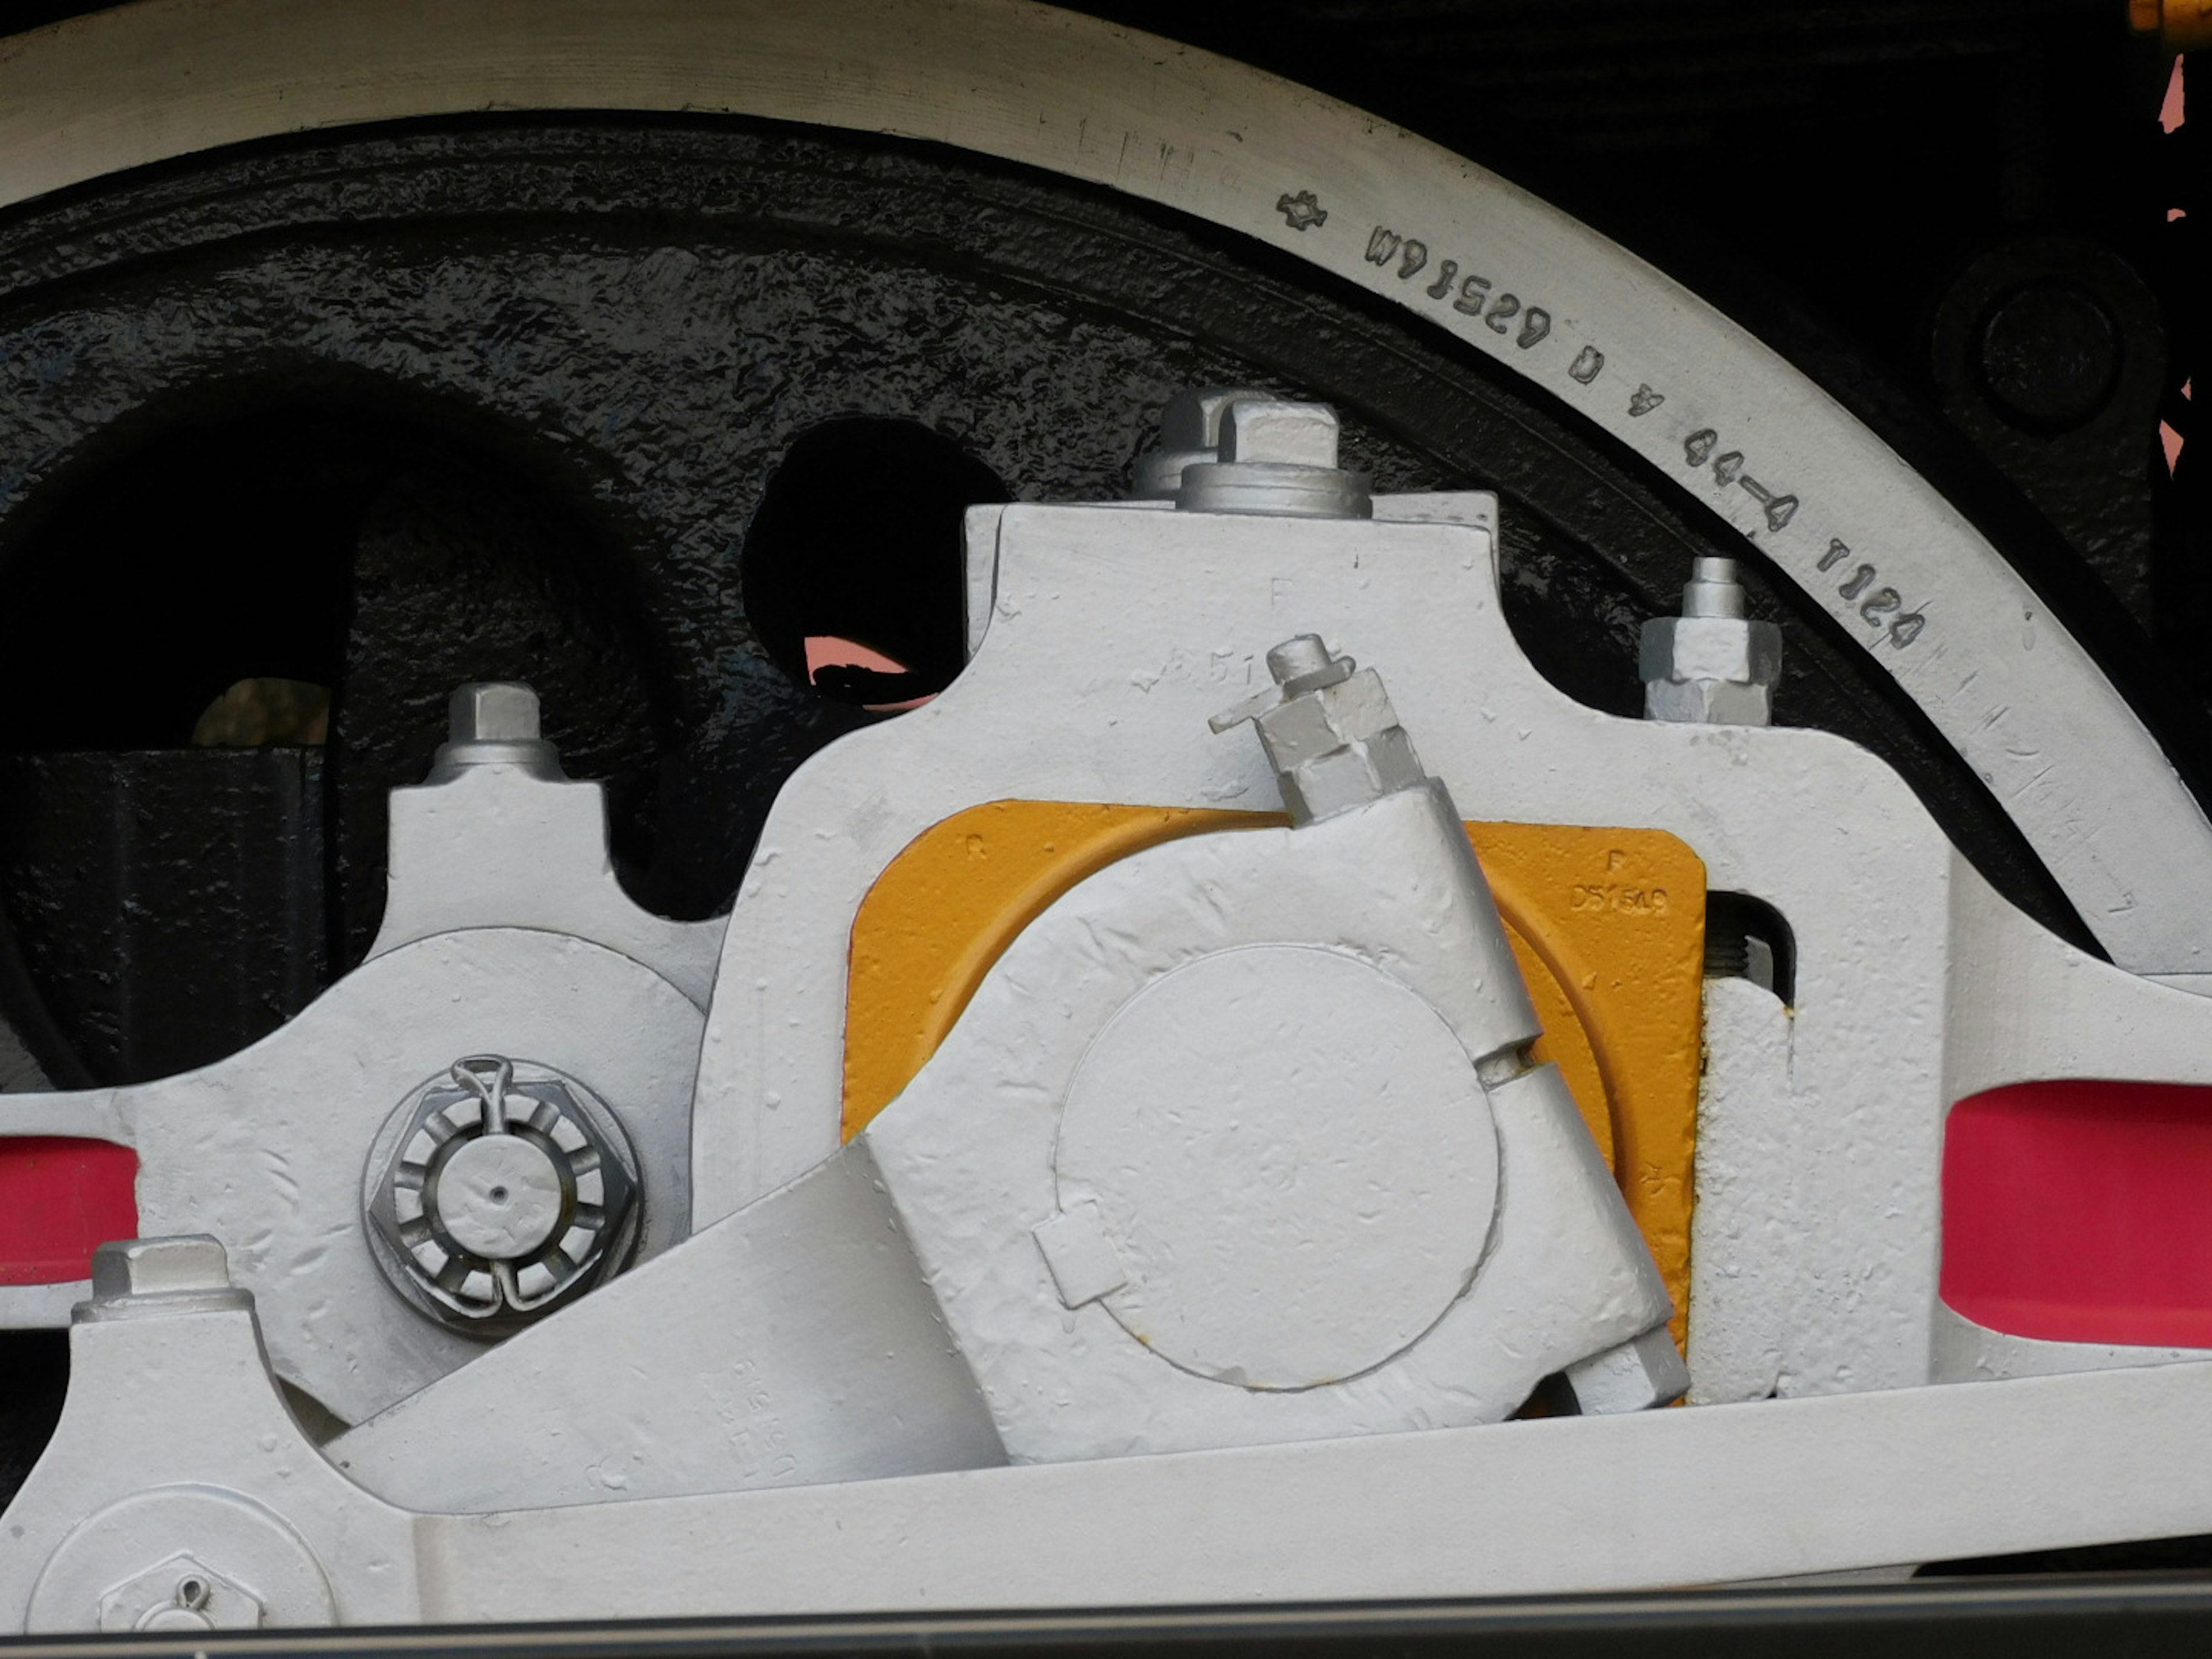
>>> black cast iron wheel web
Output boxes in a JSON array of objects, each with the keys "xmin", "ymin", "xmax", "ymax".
[{"xmin": 0, "ymin": 115, "xmax": 2100, "ymax": 1104}]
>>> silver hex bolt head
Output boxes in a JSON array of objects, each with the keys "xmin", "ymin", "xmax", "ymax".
[
  {"xmin": 1138, "ymin": 387, "xmax": 1373, "ymax": 518},
  {"xmin": 81, "ymin": 1236, "xmax": 251, "ymax": 1324},
  {"xmin": 1215, "ymin": 634, "xmax": 1427, "ymax": 825},
  {"xmin": 1131, "ymin": 385, "xmax": 1268, "ymax": 499},
  {"xmin": 1265, "ymin": 633, "xmax": 1355, "ymax": 696},
  {"xmin": 427, "ymin": 681, "xmax": 563, "ymax": 781},
  {"xmin": 1219, "ymin": 399, "xmax": 1342, "ymax": 469},
  {"xmin": 1178, "ymin": 396, "xmax": 1373, "ymax": 520},
  {"xmin": 1640, "ymin": 558, "xmax": 1782, "ymax": 726},
  {"xmin": 90, "ymin": 1236, "xmax": 231, "ymax": 1301},
  {"xmin": 1562, "ymin": 1324, "xmax": 1691, "ymax": 1415},
  {"xmin": 449, "ymin": 681, "xmax": 541, "ymax": 743}
]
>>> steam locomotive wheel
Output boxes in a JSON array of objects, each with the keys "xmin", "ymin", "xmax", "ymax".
[{"xmin": 0, "ymin": 0, "xmax": 2203, "ymax": 1532}]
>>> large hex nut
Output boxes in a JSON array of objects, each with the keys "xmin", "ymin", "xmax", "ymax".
[
  {"xmin": 1640, "ymin": 615, "xmax": 1783, "ymax": 727},
  {"xmin": 1174, "ymin": 396, "xmax": 1372, "ymax": 519},
  {"xmin": 363, "ymin": 1054, "xmax": 641, "ymax": 1335},
  {"xmin": 1254, "ymin": 666, "xmax": 1425, "ymax": 823},
  {"xmin": 1131, "ymin": 385, "xmax": 1269, "ymax": 498},
  {"xmin": 1562, "ymin": 1325, "xmax": 1691, "ymax": 1415}
]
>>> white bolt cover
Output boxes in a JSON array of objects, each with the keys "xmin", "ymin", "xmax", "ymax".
[
  {"xmin": 1053, "ymin": 945, "xmax": 1499, "ymax": 1391},
  {"xmin": 433, "ymin": 1135, "xmax": 566, "ymax": 1260}
]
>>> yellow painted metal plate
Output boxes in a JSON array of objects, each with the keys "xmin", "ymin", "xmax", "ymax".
[{"xmin": 843, "ymin": 800, "xmax": 1704, "ymax": 1342}]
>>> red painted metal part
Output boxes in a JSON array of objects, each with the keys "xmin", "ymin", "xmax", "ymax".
[
  {"xmin": 0, "ymin": 1137, "xmax": 138, "ymax": 1285},
  {"xmin": 1943, "ymin": 1080, "xmax": 2212, "ymax": 1348}
]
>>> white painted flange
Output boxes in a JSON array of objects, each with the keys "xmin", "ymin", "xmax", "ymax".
[{"xmin": 28, "ymin": 1486, "xmax": 335, "ymax": 1633}]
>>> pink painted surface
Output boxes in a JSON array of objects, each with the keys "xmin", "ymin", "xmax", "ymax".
[
  {"xmin": 804, "ymin": 634, "xmax": 937, "ymax": 712},
  {"xmin": 804, "ymin": 634, "xmax": 907, "ymax": 679},
  {"xmin": 1943, "ymin": 1080, "xmax": 2212, "ymax": 1347}
]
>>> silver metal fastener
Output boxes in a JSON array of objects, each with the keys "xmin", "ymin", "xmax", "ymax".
[
  {"xmin": 1639, "ymin": 557, "xmax": 1783, "ymax": 726},
  {"xmin": 427, "ymin": 681, "xmax": 564, "ymax": 781},
  {"xmin": 79, "ymin": 1236, "xmax": 251, "ymax": 1323},
  {"xmin": 1135, "ymin": 388, "xmax": 1373, "ymax": 519},
  {"xmin": 1130, "ymin": 385, "xmax": 1268, "ymax": 499},
  {"xmin": 1211, "ymin": 634, "xmax": 1425, "ymax": 824},
  {"xmin": 363, "ymin": 1052, "xmax": 642, "ymax": 1335}
]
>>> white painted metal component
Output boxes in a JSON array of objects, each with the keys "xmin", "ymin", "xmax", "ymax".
[
  {"xmin": 1932, "ymin": 1304, "xmax": 2212, "ymax": 1384},
  {"xmin": 1213, "ymin": 638, "xmax": 1437, "ymax": 830},
  {"xmin": 1945, "ymin": 869, "xmax": 2212, "ymax": 1101},
  {"xmin": 0, "ymin": 1283, "xmax": 85, "ymax": 1331},
  {"xmin": 328, "ymin": 1143, "xmax": 1005, "ymax": 1514},
  {"xmin": 432, "ymin": 1135, "xmax": 566, "ymax": 1260},
  {"xmin": 370, "ymin": 688, "xmax": 725, "ymax": 1007},
  {"xmin": 695, "ymin": 491, "xmax": 2212, "ymax": 1406},
  {"xmin": 1031, "ymin": 1202, "xmax": 1128, "ymax": 1309},
  {"xmin": 11, "ymin": 1237, "xmax": 2212, "ymax": 1624},
  {"xmin": 43, "ymin": 1493, "xmax": 330, "ymax": 1635},
  {"xmin": 1052, "ymin": 945, "xmax": 1502, "ymax": 1391},
  {"xmin": 963, "ymin": 503, "xmax": 1011, "ymax": 659},
  {"xmin": 1685, "ymin": 975, "xmax": 1798, "ymax": 1406},
  {"xmin": 1683, "ymin": 885, "xmax": 2212, "ymax": 1399},
  {"xmin": 419, "ymin": 1360, "xmax": 2212, "ymax": 1617},
  {"xmin": 0, "ymin": 930, "xmax": 702, "ymax": 1425},
  {"xmin": 9, "ymin": 480, "xmax": 2212, "ymax": 1613},
  {"xmin": 1130, "ymin": 385, "xmax": 1269, "ymax": 499},
  {"xmin": 1177, "ymin": 399, "xmax": 1371, "ymax": 520},
  {"xmin": 0, "ymin": 1244, "xmax": 416, "ymax": 1633},
  {"xmin": 699, "ymin": 501, "xmax": 1964, "ymax": 1400},
  {"xmin": 45, "ymin": 1287, "xmax": 2212, "ymax": 1629},
  {"xmin": 336, "ymin": 747, "xmax": 1652, "ymax": 1500},
  {"xmin": 98, "ymin": 1548, "xmax": 265, "ymax": 1634},
  {"xmin": 0, "ymin": 0, "xmax": 2202, "ymax": 971},
  {"xmin": 864, "ymin": 780, "xmax": 1666, "ymax": 1460}
]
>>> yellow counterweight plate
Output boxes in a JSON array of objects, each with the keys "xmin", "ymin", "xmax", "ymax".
[{"xmin": 843, "ymin": 800, "xmax": 1704, "ymax": 1345}]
